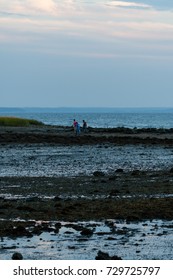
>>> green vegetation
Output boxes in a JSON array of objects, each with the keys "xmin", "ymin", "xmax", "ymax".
[{"xmin": 0, "ymin": 116, "xmax": 43, "ymax": 127}]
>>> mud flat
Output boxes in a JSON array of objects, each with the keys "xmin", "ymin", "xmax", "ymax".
[
  {"xmin": 0, "ymin": 171, "xmax": 173, "ymax": 260},
  {"xmin": 0, "ymin": 172, "xmax": 173, "ymax": 222},
  {"xmin": 0, "ymin": 125, "xmax": 173, "ymax": 259}
]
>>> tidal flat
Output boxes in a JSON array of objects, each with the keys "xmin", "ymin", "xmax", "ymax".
[{"xmin": 0, "ymin": 126, "xmax": 173, "ymax": 259}]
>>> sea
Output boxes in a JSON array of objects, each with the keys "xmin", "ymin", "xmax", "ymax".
[{"xmin": 1, "ymin": 107, "xmax": 173, "ymax": 129}]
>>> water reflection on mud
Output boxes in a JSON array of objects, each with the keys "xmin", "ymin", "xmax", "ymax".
[
  {"xmin": 0, "ymin": 219, "xmax": 173, "ymax": 260},
  {"xmin": 1, "ymin": 144, "xmax": 173, "ymax": 177}
]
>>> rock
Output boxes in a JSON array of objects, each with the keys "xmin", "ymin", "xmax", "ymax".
[
  {"xmin": 95, "ymin": 250, "xmax": 122, "ymax": 260},
  {"xmin": 12, "ymin": 252, "xmax": 23, "ymax": 260},
  {"xmin": 80, "ymin": 228, "xmax": 93, "ymax": 236},
  {"xmin": 170, "ymin": 167, "xmax": 173, "ymax": 173},
  {"xmin": 68, "ymin": 246, "xmax": 76, "ymax": 250},
  {"xmin": 53, "ymin": 196, "xmax": 62, "ymax": 201},
  {"xmin": 32, "ymin": 225, "xmax": 43, "ymax": 235},
  {"xmin": 106, "ymin": 237, "xmax": 116, "ymax": 240},
  {"xmin": 12, "ymin": 226, "xmax": 33, "ymax": 237},
  {"xmin": 55, "ymin": 222, "xmax": 62, "ymax": 229},
  {"xmin": 93, "ymin": 171, "xmax": 105, "ymax": 177},
  {"xmin": 115, "ymin": 168, "xmax": 124, "ymax": 173}
]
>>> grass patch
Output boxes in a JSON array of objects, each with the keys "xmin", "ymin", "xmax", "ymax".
[{"xmin": 0, "ymin": 116, "xmax": 44, "ymax": 127}]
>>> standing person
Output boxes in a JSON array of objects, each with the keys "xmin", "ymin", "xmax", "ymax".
[
  {"xmin": 73, "ymin": 119, "xmax": 77, "ymax": 134},
  {"xmin": 76, "ymin": 122, "xmax": 80, "ymax": 136},
  {"xmin": 82, "ymin": 120, "xmax": 87, "ymax": 133}
]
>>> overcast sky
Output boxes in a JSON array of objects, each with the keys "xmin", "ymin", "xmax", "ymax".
[{"xmin": 1, "ymin": 0, "xmax": 173, "ymax": 107}]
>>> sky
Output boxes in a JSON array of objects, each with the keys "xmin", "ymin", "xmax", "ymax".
[{"xmin": 1, "ymin": 0, "xmax": 173, "ymax": 107}]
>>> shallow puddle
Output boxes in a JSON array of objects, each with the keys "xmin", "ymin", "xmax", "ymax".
[{"xmin": 0, "ymin": 219, "xmax": 173, "ymax": 260}]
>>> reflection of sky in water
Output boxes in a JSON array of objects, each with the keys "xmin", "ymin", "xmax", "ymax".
[
  {"xmin": 1, "ymin": 144, "xmax": 173, "ymax": 177},
  {"xmin": 1, "ymin": 219, "xmax": 173, "ymax": 260}
]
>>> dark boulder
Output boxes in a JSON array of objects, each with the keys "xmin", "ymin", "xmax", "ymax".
[
  {"xmin": 12, "ymin": 252, "xmax": 23, "ymax": 260},
  {"xmin": 12, "ymin": 226, "xmax": 33, "ymax": 237},
  {"xmin": 95, "ymin": 250, "xmax": 122, "ymax": 260},
  {"xmin": 80, "ymin": 228, "xmax": 93, "ymax": 236}
]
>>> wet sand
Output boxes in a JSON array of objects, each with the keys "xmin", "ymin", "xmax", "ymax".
[{"xmin": 0, "ymin": 125, "xmax": 173, "ymax": 259}]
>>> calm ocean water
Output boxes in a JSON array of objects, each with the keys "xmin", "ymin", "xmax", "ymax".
[{"xmin": 1, "ymin": 107, "xmax": 173, "ymax": 128}]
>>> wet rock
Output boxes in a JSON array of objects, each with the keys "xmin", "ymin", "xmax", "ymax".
[
  {"xmin": 55, "ymin": 222, "xmax": 62, "ymax": 229},
  {"xmin": 32, "ymin": 226, "xmax": 43, "ymax": 235},
  {"xmin": 105, "ymin": 220, "xmax": 114, "ymax": 227},
  {"xmin": 115, "ymin": 229, "xmax": 128, "ymax": 235},
  {"xmin": 68, "ymin": 246, "xmax": 76, "ymax": 250},
  {"xmin": 53, "ymin": 196, "xmax": 62, "ymax": 201},
  {"xmin": 65, "ymin": 223, "xmax": 84, "ymax": 232},
  {"xmin": 157, "ymin": 233, "xmax": 164, "ymax": 236},
  {"xmin": 106, "ymin": 237, "xmax": 116, "ymax": 240},
  {"xmin": 2, "ymin": 245, "xmax": 17, "ymax": 250},
  {"xmin": 115, "ymin": 168, "xmax": 124, "ymax": 173},
  {"xmin": 96, "ymin": 232, "xmax": 111, "ymax": 236},
  {"xmin": 12, "ymin": 226, "xmax": 33, "ymax": 237},
  {"xmin": 12, "ymin": 252, "xmax": 23, "ymax": 260},
  {"xmin": 93, "ymin": 171, "xmax": 105, "ymax": 177},
  {"xmin": 80, "ymin": 228, "xmax": 93, "ymax": 236},
  {"xmin": 95, "ymin": 250, "xmax": 122, "ymax": 260},
  {"xmin": 64, "ymin": 231, "xmax": 73, "ymax": 234},
  {"xmin": 41, "ymin": 223, "xmax": 54, "ymax": 232}
]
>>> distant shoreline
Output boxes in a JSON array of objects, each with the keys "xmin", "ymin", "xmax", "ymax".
[{"xmin": 1, "ymin": 106, "xmax": 173, "ymax": 113}]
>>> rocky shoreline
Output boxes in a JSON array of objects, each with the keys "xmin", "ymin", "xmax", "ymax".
[
  {"xmin": 0, "ymin": 125, "xmax": 173, "ymax": 259},
  {"xmin": 0, "ymin": 170, "xmax": 173, "ymax": 235},
  {"xmin": 0, "ymin": 125, "xmax": 173, "ymax": 145}
]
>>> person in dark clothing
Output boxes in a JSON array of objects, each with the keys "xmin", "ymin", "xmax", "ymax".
[{"xmin": 82, "ymin": 120, "xmax": 87, "ymax": 132}]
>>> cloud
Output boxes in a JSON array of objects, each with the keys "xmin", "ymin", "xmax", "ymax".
[
  {"xmin": 0, "ymin": 0, "xmax": 173, "ymax": 59},
  {"xmin": 106, "ymin": 1, "xmax": 151, "ymax": 9}
]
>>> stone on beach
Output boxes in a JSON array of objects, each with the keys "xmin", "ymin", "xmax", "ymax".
[
  {"xmin": 12, "ymin": 252, "xmax": 23, "ymax": 260},
  {"xmin": 95, "ymin": 250, "xmax": 122, "ymax": 260}
]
